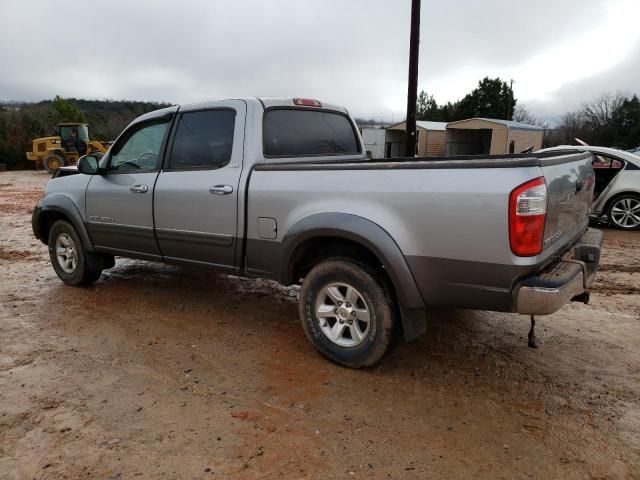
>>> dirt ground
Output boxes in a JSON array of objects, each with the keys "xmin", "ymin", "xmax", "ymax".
[{"xmin": 0, "ymin": 171, "xmax": 639, "ymax": 479}]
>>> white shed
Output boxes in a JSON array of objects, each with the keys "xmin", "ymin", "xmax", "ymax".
[{"xmin": 361, "ymin": 127, "xmax": 387, "ymax": 159}]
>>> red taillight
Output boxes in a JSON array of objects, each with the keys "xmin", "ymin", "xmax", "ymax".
[
  {"xmin": 509, "ymin": 177, "xmax": 547, "ymax": 256},
  {"xmin": 293, "ymin": 98, "xmax": 322, "ymax": 107}
]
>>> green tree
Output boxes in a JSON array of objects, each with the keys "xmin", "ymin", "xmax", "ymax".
[
  {"xmin": 49, "ymin": 95, "xmax": 85, "ymax": 124},
  {"xmin": 611, "ymin": 95, "xmax": 640, "ymax": 148},
  {"xmin": 414, "ymin": 77, "xmax": 517, "ymax": 123},
  {"xmin": 455, "ymin": 77, "xmax": 516, "ymax": 120},
  {"xmin": 416, "ymin": 90, "xmax": 444, "ymax": 121}
]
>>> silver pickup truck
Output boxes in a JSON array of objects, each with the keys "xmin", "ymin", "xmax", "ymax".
[{"xmin": 32, "ymin": 97, "xmax": 603, "ymax": 367}]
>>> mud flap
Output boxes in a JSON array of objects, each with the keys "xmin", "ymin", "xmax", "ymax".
[{"xmin": 400, "ymin": 307, "xmax": 428, "ymax": 342}]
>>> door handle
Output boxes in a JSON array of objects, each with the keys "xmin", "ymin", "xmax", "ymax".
[
  {"xmin": 130, "ymin": 184, "xmax": 149, "ymax": 193},
  {"xmin": 209, "ymin": 185, "xmax": 233, "ymax": 195}
]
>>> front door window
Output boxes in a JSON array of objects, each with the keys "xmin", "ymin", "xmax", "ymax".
[{"xmin": 109, "ymin": 122, "xmax": 169, "ymax": 172}]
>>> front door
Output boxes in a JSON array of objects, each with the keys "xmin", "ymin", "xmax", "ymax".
[
  {"xmin": 153, "ymin": 100, "xmax": 246, "ymax": 270},
  {"xmin": 85, "ymin": 117, "xmax": 172, "ymax": 260}
]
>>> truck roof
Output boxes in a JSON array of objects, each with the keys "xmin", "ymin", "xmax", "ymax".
[
  {"xmin": 140, "ymin": 98, "xmax": 347, "ymax": 121},
  {"xmin": 257, "ymin": 97, "xmax": 347, "ymax": 113}
]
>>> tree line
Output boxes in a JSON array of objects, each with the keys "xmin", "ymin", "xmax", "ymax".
[
  {"xmin": 2, "ymin": 84, "xmax": 639, "ymax": 170},
  {"xmin": 547, "ymin": 93, "xmax": 640, "ymax": 149},
  {"xmin": 0, "ymin": 96, "xmax": 171, "ymax": 169},
  {"xmin": 413, "ymin": 77, "xmax": 640, "ymax": 150},
  {"xmin": 416, "ymin": 77, "xmax": 517, "ymax": 123}
]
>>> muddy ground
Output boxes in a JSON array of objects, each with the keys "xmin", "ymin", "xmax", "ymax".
[{"xmin": 0, "ymin": 171, "xmax": 639, "ymax": 479}]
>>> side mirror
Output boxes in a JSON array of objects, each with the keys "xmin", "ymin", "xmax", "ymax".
[{"xmin": 77, "ymin": 155, "xmax": 100, "ymax": 175}]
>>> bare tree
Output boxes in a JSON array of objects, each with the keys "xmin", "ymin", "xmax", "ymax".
[
  {"xmin": 513, "ymin": 104, "xmax": 539, "ymax": 125},
  {"xmin": 581, "ymin": 92, "xmax": 626, "ymax": 129}
]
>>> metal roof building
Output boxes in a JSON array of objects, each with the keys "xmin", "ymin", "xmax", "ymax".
[
  {"xmin": 386, "ymin": 120, "xmax": 448, "ymax": 157},
  {"xmin": 445, "ymin": 118, "xmax": 544, "ymax": 156}
]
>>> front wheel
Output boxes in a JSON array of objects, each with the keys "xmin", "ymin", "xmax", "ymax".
[
  {"xmin": 48, "ymin": 220, "xmax": 102, "ymax": 286},
  {"xmin": 607, "ymin": 194, "xmax": 640, "ymax": 230},
  {"xmin": 43, "ymin": 153, "xmax": 65, "ymax": 174},
  {"xmin": 299, "ymin": 258, "xmax": 395, "ymax": 368}
]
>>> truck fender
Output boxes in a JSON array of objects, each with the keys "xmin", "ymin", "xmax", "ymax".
[
  {"xmin": 32, "ymin": 195, "xmax": 95, "ymax": 253},
  {"xmin": 280, "ymin": 212, "xmax": 428, "ymax": 341}
]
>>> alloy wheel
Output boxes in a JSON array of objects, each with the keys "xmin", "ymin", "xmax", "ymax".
[
  {"xmin": 610, "ymin": 197, "xmax": 640, "ymax": 228},
  {"xmin": 315, "ymin": 282, "xmax": 371, "ymax": 347},
  {"xmin": 55, "ymin": 233, "xmax": 78, "ymax": 274}
]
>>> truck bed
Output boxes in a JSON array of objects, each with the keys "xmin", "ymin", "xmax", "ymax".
[{"xmin": 247, "ymin": 150, "xmax": 594, "ymax": 312}]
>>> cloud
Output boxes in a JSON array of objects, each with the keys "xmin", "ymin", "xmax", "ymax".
[{"xmin": 1, "ymin": 0, "xmax": 638, "ymax": 121}]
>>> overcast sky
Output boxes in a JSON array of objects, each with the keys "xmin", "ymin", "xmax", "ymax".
[{"xmin": 2, "ymin": 0, "xmax": 639, "ymax": 123}]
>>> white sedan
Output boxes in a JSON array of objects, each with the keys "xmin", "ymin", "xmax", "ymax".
[{"xmin": 539, "ymin": 145, "xmax": 640, "ymax": 230}]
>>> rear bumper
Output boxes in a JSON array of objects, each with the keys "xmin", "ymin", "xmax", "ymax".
[{"xmin": 516, "ymin": 228, "xmax": 603, "ymax": 315}]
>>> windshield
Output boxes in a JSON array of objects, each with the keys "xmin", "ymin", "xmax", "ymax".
[{"xmin": 77, "ymin": 125, "xmax": 89, "ymax": 141}]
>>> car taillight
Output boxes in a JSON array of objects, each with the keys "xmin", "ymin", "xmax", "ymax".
[
  {"xmin": 293, "ymin": 98, "xmax": 322, "ymax": 107},
  {"xmin": 509, "ymin": 177, "xmax": 547, "ymax": 256}
]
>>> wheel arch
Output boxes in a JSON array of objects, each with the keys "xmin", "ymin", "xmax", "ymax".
[
  {"xmin": 281, "ymin": 213, "xmax": 428, "ymax": 341},
  {"xmin": 33, "ymin": 195, "xmax": 94, "ymax": 252}
]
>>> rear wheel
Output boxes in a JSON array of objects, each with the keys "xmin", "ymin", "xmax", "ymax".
[
  {"xmin": 607, "ymin": 194, "xmax": 640, "ymax": 230},
  {"xmin": 48, "ymin": 220, "xmax": 102, "ymax": 286},
  {"xmin": 43, "ymin": 153, "xmax": 65, "ymax": 174},
  {"xmin": 299, "ymin": 258, "xmax": 395, "ymax": 368}
]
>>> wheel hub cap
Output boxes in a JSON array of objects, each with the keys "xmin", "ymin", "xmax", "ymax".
[
  {"xmin": 55, "ymin": 233, "xmax": 78, "ymax": 274},
  {"xmin": 611, "ymin": 198, "xmax": 640, "ymax": 228},
  {"xmin": 315, "ymin": 282, "xmax": 371, "ymax": 347}
]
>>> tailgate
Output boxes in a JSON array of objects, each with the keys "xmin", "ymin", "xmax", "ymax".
[{"xmin": 540, "ymin": 152, "xmax": 595, "ymax": 253}]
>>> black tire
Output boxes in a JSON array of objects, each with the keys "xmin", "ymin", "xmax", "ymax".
[
  {"xmin": 606, "ymin": 193, "xmax": 640, "ymax": 230},
  {"xmin": 47, "ymin": 220, "xmax": 102, "ymax": 286},
  {"xmin": 43, "ymin": 153, "xmax": 65, "ymax": 174},
  {"xmin": 299, "ymin": 258, "xmax": 395, "ymax": 368}
]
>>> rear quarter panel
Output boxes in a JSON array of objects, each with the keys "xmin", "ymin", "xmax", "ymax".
[
  {"xmin": 247, "ymin": 166, "xmax": 550, "ymax": 310},
  {"xmin": 249, "ymin": 167, "xmax": 543, "ymax": 263}
]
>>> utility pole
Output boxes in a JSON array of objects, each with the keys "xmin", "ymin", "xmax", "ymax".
[
  {"xmin": 506, "ymin": 78, "xmax": 515, "ymax": 120},
  {"xmin": 405, "ymin": 0, "xmax": 421, "ymax": 157}
]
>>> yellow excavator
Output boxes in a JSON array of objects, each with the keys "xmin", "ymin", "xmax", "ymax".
[{"xmin": 26, "ymin": 123, "xmax": 111, "ymax": 173}]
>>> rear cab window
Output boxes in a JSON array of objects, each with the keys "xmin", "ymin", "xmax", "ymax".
[{"xmin": 263, "ymin": 108, "xmax": 360, "ymax": 158}]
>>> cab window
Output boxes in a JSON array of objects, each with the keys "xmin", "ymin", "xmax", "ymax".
[
  {"xmin": 77, "ymin": 124, "xmax": 89, "ymax": 142},
  {"xmin": 59, "ymin": 126, "xmax": 73, "ymax": 140},
  {"xmin": 263, "ymin": 109, "xmax": 360, "ymax": 157},
  {"xmin": 109, "ymin": 121, "xmax": 169, "ymax": 171},
  {"xmin": 168, "ymin": 109, "xmax": 235, "ymax": 170}
]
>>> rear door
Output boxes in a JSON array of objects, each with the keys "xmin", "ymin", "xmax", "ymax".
[
  {"xmin": 85, "ymin": 117, "xmax": 172, "ymax": 259},
  {"xmin": 153, "ymin": 100, "xmax": 246, "ymax": 270}
]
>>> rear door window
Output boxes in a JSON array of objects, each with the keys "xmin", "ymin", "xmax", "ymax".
[
  {"xmin": 263, "ymin": 109, "xmax": 360, "ymax": 157},
  {"xmin": 168, "ymin": 109, "xmax": 236, "ymax": 170}
]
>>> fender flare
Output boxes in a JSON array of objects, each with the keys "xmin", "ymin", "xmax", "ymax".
[
  {"xmin": 32, "ymin": 195, "xmax": 95, "ymax": 252},
  {"xmin": 280, "ymin": 213, "xmax": 428, "ymax": 341}
]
